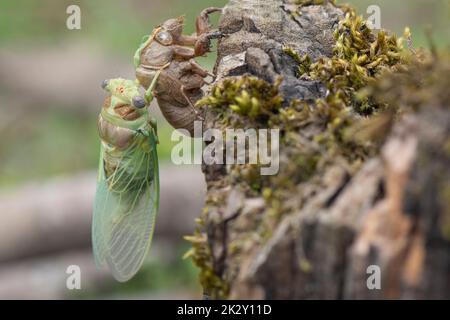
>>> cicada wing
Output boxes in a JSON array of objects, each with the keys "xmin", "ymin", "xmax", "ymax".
[
  {"xmin": 92, "ymin": 144, "xmax": 110, "ymax": 267},
  {"xmin": 92, "ymin": 132, "xmax": 160, "ymax": 282},
  {"xmin": 106, "ymin": 179, "xmax": 158, "ymax": 282}
]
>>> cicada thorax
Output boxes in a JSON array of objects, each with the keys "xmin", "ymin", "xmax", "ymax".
[
  {"xmin": 98, "ymin": 113, "xmax": 135, "ymax": 150},
  {"xmin": 98, "ymin": 100, "xmax": 155, "ymax": 199}
]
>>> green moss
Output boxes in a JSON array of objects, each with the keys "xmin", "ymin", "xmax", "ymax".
[
  {"xmin": 286, "ymin": 6, "xmax": 411, "ymax": 116},
  {"xmin": 196, "ymin": 76, "xmax": 283, "ymax": 123},
  {"xmin": 299, "ymin": 258, "xmax": 313, "ymax": 273},
  {"xmin": 276, "ymin": 3, "xmax": 415, "ymax": 181},
  {"xmin": 361, "ymin": 51, "xmax": 450, "ymax": 113},
  {"xmin": 283, "ymin": 47, "xmax": 312, "ymax": 77},
  {"xmin": 183, "ymin": 214, "xmax": 230, "ymax": 299}
]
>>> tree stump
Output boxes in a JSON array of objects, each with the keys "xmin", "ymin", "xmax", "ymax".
[{"xmin": 190, "ymin": 0, "xmax": 450, "ymax": 299}]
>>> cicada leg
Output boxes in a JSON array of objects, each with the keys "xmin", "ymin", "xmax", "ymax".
[
  {"xmin": 189, "ymin": 59, "xmax": 215, "ymax": 79},
  {"xmin": 144, "ymin": 63, "xmax": 170, "ymax": 103},
  {"xmin": 148, "ymin": 118, "xmax": 159, "ymax": 144},
  {"xmin": 196, "ymin": 7, "xmax": 223, "ymax": 36},
  {"xmin": 179, "ymin": 85, "xmax": 205, "ymax": 121}
]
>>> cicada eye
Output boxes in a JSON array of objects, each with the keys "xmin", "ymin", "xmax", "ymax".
[
  {"xmin": 155, "ymin": 30, "xmax": 173, "ymax": 46},
  {"xmin": 101, "ymin": 80, "xmax": 109, "ymax": 90},
  {"xmin": 132, "ymin": 96, "xmax": 147, "ymax": 109}
]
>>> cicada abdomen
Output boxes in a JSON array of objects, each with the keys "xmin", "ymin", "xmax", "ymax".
[
  {"xmin": 93, "ymin": 78, "xmax": 160, "ymax": 282},
  {"xmin": 136, "ymin": 58, "xmax": 203, "ymax": 137}
]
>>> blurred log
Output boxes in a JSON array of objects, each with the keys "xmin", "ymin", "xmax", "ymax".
[
  {"xmin": 197, "ymin": 0, "xmax": 450, "ymax": 299},
  {"xmin": 0, "ymin": 43, "xmax": 131, "ymax": 114},
  {"xmin": 0, "ymin": 249, "xmax": 109, "ymax": 299},
  {"xmin": 0, "ymin": 165, "xmax": 205, "ymax": 262},
  {"xmin": 0, "ymin": 245, "xmax": 198, "ymax": 299}
]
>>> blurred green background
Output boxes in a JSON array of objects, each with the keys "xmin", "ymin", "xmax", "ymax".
[
  {"xmin": 0, "ymin": 0, "xmax": 448, "ymax": 186},
  {"xmin": 0, "ymin": 0, "xmax": 228, "ymax": 187},
  {"xmin": 0, "ymin": 0, "xmax": 448, "ymax": 299}
]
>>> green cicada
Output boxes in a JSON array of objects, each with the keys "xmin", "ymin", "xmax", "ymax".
[{"xmin": 92, "ymin": 72, "xmax": 162, "ymax": 282}]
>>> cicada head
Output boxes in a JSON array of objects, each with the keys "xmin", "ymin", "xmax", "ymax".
[
  {"xmin": 100, "ymin": 78, "xmax": 148, "ymax": 119},
  {"xmin": 131, "ymin": 96, "xmax": 146, "ymax": 109},
  {"xmin": 160, "ymin": 15, "xmax": 185, "ymax": 40}
]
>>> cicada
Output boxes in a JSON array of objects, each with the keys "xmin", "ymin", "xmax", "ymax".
[
  {"xmin": 134, "ymin": 8, "xmax": 223, "ymax": 136},
  {"xmin": 92, "ymin": 71, "xmax": 163, "ymax": 282}
]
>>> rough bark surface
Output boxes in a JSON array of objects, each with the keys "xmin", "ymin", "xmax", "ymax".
[{"xmin": 199, "ymin": 0, "xmax": 450, "ymax": 299}]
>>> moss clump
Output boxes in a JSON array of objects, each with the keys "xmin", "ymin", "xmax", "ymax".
[
  {"xmin": 276, "ymin": 6, "xmax": 414, "ymax": 179},
  {"xmin": 183, "ymin": 215, "xmax": 230, "ymax": 299},
  {"xmin": 196, "ymin": 76, "xmax": 283, "ymax": 124},
  {"xmin": 287, "ymin": 9, "xmax": 411, "ymax": 115},
  {"xmin": 283, "ymin": 47, "xmax": 312, "ymax": 77},
  {"xmin": 361, "ymin": 51, "xmax": 449, "ymax": 113}
]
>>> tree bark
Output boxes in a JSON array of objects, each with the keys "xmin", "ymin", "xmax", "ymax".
[{"xmin": 198, "ymin": 0, "xmax": 450, "ymax": 299}]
